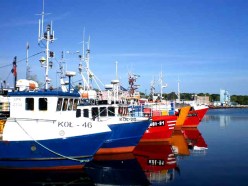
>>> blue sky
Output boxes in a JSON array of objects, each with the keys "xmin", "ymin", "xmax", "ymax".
[{"xmin": 1, "ymin": 0, "xmax": 248, "ymax": 95}]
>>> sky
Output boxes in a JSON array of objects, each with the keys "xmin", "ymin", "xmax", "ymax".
[{"xmin": 0, "ymin": 0, "xmax": 248, "ymax": 95}]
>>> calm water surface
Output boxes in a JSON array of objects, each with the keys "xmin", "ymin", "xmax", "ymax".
[{"xmin": 1, "ymin": 108, "xmax": 248, "ymax": 185}]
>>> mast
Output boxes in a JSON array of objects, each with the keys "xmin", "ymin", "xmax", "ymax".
[
  {"xmin": 38, "ymin": 0, "xmax": 55, "ymax": 90},
  {"xmin": 159, "ymin": 70, "xmax": 167, "ymax": 100},
  {"xmin": 86, "ymin": 36, "xmax": 91, "ymax": 89},
  {"xmin": 177, "ymin": 75, "xmax": 180, "ymax": 102},
  {"xmin": 26, "ymin": 42, "xmax": 30, "ymax": 79},
  {"xmin": 115, "ymin": 61, "xmax": 118, "ymax": 80}
]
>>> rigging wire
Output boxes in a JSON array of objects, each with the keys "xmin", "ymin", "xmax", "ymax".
[
  {"xmin": 0, "ymin": 51, "xmax": 45, "ymax": 69},
  {"xmin": 0, "ymin": 51, "xmax": 45, "ymax": 81}
]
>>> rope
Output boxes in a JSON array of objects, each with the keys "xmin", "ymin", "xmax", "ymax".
[{"xmin": 14, "ymin": 119, "xmax": 91, "ymax": 163}]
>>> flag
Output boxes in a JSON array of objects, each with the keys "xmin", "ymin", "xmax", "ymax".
[{"xmin": 11, "ymin": 57, "xmax": 17, "ymax": 77}]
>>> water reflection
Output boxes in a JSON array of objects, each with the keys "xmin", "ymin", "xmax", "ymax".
[
  {"xmin": 0, "ymin": 128, "xmax": 208, "ymax": 185},
  {"xmin": 169, "ymin": 128, "xmax": 208, "ymax": 156},
  {"xmin": 182, "ymin": 128, "xmax": 208, "ymax": 155},
  {"xmin": 0, "ymin": 169, "xmax": 94, "ymax": 185},
  {"xmin": 133, "ymin": 142, "xmax": 178, "ymax": 185},
  {"xmin": 84, "ymin": 153, "xmax": 150, "ymax": 185},
  {"xmin": 203, "ymin": 108, "xmax": 248, "ymax": 127}
]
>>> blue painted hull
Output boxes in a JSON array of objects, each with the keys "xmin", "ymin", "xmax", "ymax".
[
  {"xmin": 0, "ymin": 131, "xmax": 111, "ymax": 170},
  {"xmin": 98, "ymin": 120, "xmax": 150, "ymax": 152}
]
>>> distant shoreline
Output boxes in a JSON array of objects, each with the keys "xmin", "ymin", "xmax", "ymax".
[{"xmin": 208, "ymin": 105, "xmax": 248, "ymax": 109}]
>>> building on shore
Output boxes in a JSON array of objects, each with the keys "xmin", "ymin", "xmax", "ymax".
[{"xmin": 220, "ymin": 89, "xmax": 230, "ymax": 105}]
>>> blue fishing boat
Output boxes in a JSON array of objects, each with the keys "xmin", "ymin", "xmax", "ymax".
[
  {"xmin": 0, "ymin": 3, "xmax": 111, "ymax": 170},
  {"xmin": 0, "ymin": 90, "xmax": 111, "ymax": 170},
  {"xmin": 77, "ymin": 99, "xmax": 150, "ymax": 154},
  {"xmin": 74, "ymin": 37, "xmax": 150, "ymax": 154}
]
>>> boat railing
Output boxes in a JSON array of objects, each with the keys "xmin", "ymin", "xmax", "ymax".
[{"xmin": 7, "ymin": 117, "xmax": 57, "ymax": 122}]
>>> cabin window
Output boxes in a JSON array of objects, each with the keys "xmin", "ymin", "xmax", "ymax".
[
  {"xmin": 68, "ymin": 99, "xmax": 73, "ymax": 111},
  {"xmin": 83, "ymin": 109, "xmax": 89, "ymax": 117},
  {"xmin": 108, "ymin": 107, "xmax": 115, "ymax": 116},
  {"xmin": 100, "ymin": 107, "xmax": 107, "ymax": 116},
  {"xmin": 56, "ymin": 98, "xmax": 63, "ymax": 111},
  {"xmin": 39, "ymin": 98, "xmax": 47, "ymax": 111},
  {"xmin": 62, "ymin": 98, "xmax": 68, "ymax": 111},
  {"xmin": 25, "ymin": 98, "xmax": 34, "ymax": 110},
  {"xmin": 73, "ymin": 99, "xmax": 78, "ymax": 110},
  {"xmin": 76, "ymin": 109, "xmax": 81, "ymax": 117},
  {"xmin": 92, "ymin": 107, "xmax": 98, "ymax": 119}
]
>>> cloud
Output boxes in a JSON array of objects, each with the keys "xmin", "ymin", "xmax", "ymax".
[
  {"xmin": 0, "ymin": 19, "xmax": 37, "ymax": 28},
  {"xmin": 0, "ymin": 11, "xmax": 71, "ymax": 29}
]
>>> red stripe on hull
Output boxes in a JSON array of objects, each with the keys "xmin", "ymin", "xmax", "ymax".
[
  {"xmin": 96, "ymin": 146, "xmax": 135, "ymax": 155},
  {"xmin": 94, "ymin": 153, "xmax": 135, "ymax": 161}
]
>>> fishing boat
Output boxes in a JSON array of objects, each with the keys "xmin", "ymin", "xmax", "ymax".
[
  {"xmin": 175, "ymin": 104, "xmax": 209, "ymax": 128},
  {"xmin": 71, "ymin": 39, "xmax": 150, "ymax": 154},
  {"xmin": 77, "ymin": 98, "xmax": 150, "ymax": 154},
  {"xmin": 143, "ymin": 71, "xmax": 208, "ymax": 128},
  {"xmin": 119, "ymin": 73, "xmax": 191, "ymax": 142},
  {"xmin": 142, "ymin": 106, "xmax": 190, "ymax": 142},
  {"xmin": 0, "ymin": 87, "xmax": 112, "ymax": 170},
  {"xmin": 129, "ymin": 103, "xmax": 190, "ymax": 142},
  {"xmin": 0, "ymin": 5, "xmax": 112, "ymax": 170}
]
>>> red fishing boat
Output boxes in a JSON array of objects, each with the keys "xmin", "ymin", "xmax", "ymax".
[
  {"xmin": 176, "ymin": 105, "xmax": 209, "ymax": 128},
  {"xmin": 139, "ymin": 106, "xmax": 190, "ymax": 142}
]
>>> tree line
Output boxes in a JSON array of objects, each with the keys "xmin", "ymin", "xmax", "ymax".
[{"xmin": 140, "ymin": 92, "xmax": 248, "ymax": 105}]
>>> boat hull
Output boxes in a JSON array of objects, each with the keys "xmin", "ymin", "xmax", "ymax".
[
  {"xmin": 96, "ymin": 119, "xmax": 150, "ymax": 154},
  {"xmin": 0, "ymin": 131, "xmax": 110, "ymax": 170},
  {"xmin": 140, "ymin": 115, "xmax": 176, "ymax": 142},
  {"xmin": 184, "ymin": 107, "xmax": 208, "ymax": 127},
  {"xmin": 177, "ymin": 106, "xmax": 208, "ymax": 127}
]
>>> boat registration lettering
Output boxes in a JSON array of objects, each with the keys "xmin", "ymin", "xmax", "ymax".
[
  {"xmin": 57, "ymin": 121, "xmax": 92, "ymax": 128},
  {"xmin": 148, "ymin": 159, "xmax": 165, "ymax": 166},
  {"xmin": 150, "ymin": 120, "xmax": 165, "ymax": 127},
  {"xmin": 81, "ymin": 122, "xmax": 92, "ymax": 128},
  {"xmin": 119, "ymin": 117, "xmax": 136, "ymax": 122},
  {"xmin": 58, "ymin": 121, "xmax": 73, "ymax": 127},
  {"xmin": 188, "ymin": 113, "xmax": 197, "ymax": 117},
  {"xmin": 12, "ymin": 98, "xmax": 22, "ymax": 107}
]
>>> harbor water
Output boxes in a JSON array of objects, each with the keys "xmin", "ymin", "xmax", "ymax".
[{"xmin": 0, "ymin": 108, "xmax": 248, "ymax": 185}]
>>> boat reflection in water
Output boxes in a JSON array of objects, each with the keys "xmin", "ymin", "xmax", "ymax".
[
  {"xmin": 133, "ymin": 142, "xmax": 178, "ymax": 185},
  {"xmin": 182, "ymin": 128, "xmax": 208, "ymax": 155},
  {"xmin": 0, "ymin": 169, "xmax": 94, "ymax": 185},
  {"xmin": 169, "ymin": 127, "xmax": 208, "ymax": 156},
  {"xmin": 84, "ymin": 153, "xmax": 150, "ymax": 185},
  {"xmin": 0, "ymin": 128, "xmax": 208, "ymax": 185}
]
